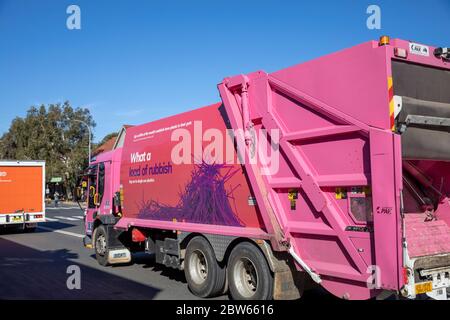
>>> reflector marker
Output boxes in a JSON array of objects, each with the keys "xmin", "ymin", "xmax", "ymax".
[{"xmin": 388, "ymin": 77, "xmax": 395, "ymax": 131}]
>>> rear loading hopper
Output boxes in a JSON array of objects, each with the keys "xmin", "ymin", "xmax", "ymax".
[
  {"xmin": 394, "ymin": 60, "xmax": 450, "ymax": 160},
  {"xmin": 392, "ymin": 57, "xmax": 450, "ymax": 299}
]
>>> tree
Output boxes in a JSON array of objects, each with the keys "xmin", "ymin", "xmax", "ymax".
[{"xmin": 0, "ymin": 101, "xmax": 96, "ymax": 200}]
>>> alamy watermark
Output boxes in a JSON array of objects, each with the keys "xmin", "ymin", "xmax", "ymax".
[
  {"xmin": 130, "ymin": 121, "xmax": 281, "ymax": 176},
  {"xmin": 66, "ymin": 265, "xmax": 81, "ymax": 290},
  {"xmin": 66, "ymin": 5, "xmax": 81, "ymax": 30},
  {"xmin": 366, "ymin": 5, "xmax": 381, "ymax": 30},
  {"xmin": 366, "ymin": 265, "xmax": 382, "ymax": 289}
]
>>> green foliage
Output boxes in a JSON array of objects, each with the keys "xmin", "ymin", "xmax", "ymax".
[{"xmin": 0, "ymin": 101, "xmax": 96, "ymax": 199}]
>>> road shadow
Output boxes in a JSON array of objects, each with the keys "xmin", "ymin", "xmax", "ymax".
[
  {"xmin": 88, "ymin": 251, "xmax": 188, "ymax": 284},
  {"xmin": 87, "ymin": 251, "xmax": 335, "ymax": 300},
  {"xmin": 0, "ymin": 222, "xmax": 84, "ymax": 236},
  {"xmin": 108, "ymin": 252, "xmax": 333, "ymax": 300},
  {"xmin": 0, "ymin": 238, "xmax": 161, "ymax": 299},
  {"xmin": 135, "ymin": 252, "xmax": 187, "ymax": 284},
  {"xmin": 36, "ymin": 221, "xmax": 83, "ymax": 232},
  {"xmin": 300, "ymin": 286, "xmax": 340, "ymax": 301},
  {"xmin": 0, "ymin": 227, "xmax": 35, "ymax": 235}
]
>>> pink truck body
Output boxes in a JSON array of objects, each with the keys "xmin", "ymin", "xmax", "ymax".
[{"xmin": 85, "ymin": 38, "xmax": 450, "ymax": 300}]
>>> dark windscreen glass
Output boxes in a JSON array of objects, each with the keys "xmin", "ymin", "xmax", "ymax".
[
  {"xmin": 98, "ymin": 163, "xmax": 105, "ymax": 205},
  {"xmin": 88, "ymin": 165, "xmax": 97, "ymax": 209}
]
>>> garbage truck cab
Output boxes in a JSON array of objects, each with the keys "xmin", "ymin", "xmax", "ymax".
[{"xmin": 83, "ymin": 148, "xmax": 123, "ymax": 240}]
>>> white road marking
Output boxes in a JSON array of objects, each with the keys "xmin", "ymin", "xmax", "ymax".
[
  {"xmin": 37, "ymin": 226, "xmax": 85, "ymax": 238},
  {"xmin": 44, "ymin": 217, "xmax": 59, "ymax": 222},
  {"xmin": 72, "ymin": 216, "xmax": 84, "ymax": 219},
  {"xmin": 54, "ymin": 216, "xmax": 79, "ymax": 221}
]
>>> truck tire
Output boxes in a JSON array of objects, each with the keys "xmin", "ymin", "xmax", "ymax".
[
  {"xmin": 184, "ymin": 236, "xmax": 226, "ymax": 298},
  {"xmin": 227, "ymin": 242, "xmax": 273, "ymax": 300},
  {"xmin": 93, "ymin": 225, "xmax": 109, "ymax": 266}
]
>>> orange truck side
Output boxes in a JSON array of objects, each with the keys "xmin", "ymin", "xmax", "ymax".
[{"xmin": 0, "ymin": 161, "xmax": 45, "ymax": 230}]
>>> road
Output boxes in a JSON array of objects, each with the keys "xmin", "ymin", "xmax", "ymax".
[
  {"xmin": 0, "ymin": 204, "xmax": 214, "ymax": 300},
  {"xmin": 0, "ymin": 204, "xmax": 332, "ymax": 300}
]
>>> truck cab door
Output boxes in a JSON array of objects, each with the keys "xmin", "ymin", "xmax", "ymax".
[
  {"xmin": 84, "ymin": 164, "xmax": 98, "ymax": 236},
  {"xmin": 87, "ymin": 165, "xmax": 98, "ymax": 210},
  {"xmin": 85, "ymin": 162, "xmax": 109, "ymax": 236}
]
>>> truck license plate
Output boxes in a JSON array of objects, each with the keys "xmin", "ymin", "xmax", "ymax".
[
  {"xmin": 415, "ymin": 282, "xmax": 433, "ymax": 295},
  {"xmin": 12, "ymin": 216, "xmax": 23, "ymax": 222}
]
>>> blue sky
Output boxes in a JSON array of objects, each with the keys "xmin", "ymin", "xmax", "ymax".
[{"xmin": 0, "ymin": 0, "xmax": 449, "ymax": 142}]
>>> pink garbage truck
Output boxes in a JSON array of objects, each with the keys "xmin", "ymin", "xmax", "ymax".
[{"xmin": 83, "ymin": 37, "xmax": 450, "ymax": 300}]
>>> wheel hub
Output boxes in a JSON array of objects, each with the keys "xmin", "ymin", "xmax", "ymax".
[
  {"xmin": 189, "ymin": 249, "xmax": 209, "ymax": 285},
  {"xmin": 234, "ymin": 257, "xmax": 258, "ymax": 298},
  {"xmin": 96, "ymin": 234, "xmax": 107, "ymax": 256}
]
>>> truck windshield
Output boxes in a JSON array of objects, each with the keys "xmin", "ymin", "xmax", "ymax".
[
  {"xmin": 98, "ymin": 163, "xmax": 105, "ymax": 205},
  {"xmin": 88, "ymin": 165, "xmax": 97, "ymax": 209}
]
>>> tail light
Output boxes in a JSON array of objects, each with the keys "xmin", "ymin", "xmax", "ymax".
[
  {"xmin": 403, "ymin": 267, "xmax": 410, "ymax": 285},
  {"xmin": 131, "ymin": 228, "xmax": 147, "ymax": 242}
]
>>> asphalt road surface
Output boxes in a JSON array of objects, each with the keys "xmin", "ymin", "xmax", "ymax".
[{"xmin": 0, "ymin": 204, "xmax": 332, "ymax": 300}]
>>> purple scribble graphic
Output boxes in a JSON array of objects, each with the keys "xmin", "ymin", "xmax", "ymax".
[{"xmin": 137, "ymin": 162, "xmax": 244, "ymax": 226}]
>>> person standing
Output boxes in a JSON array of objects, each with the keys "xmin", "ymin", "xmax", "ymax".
[{"xmin": 54, "ymin": 191, "xmax": 60, "ymax": 207}]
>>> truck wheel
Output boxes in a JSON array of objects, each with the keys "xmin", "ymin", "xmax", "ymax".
[
  {"xmin": 184, "ymin": 236, "xmax": 226, "ymax": 298},
  {"xmin": 227, "ymin": 242, "xmax": 273, "ymax": 300},
  {"xmin": 93, "ymin": 225, "xmax": 109, "ymax": 266}
]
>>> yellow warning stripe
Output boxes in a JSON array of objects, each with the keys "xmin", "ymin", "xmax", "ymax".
[{"xmin": 388, "ymin": 77, "xmax": 395, "ymax": 131}]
